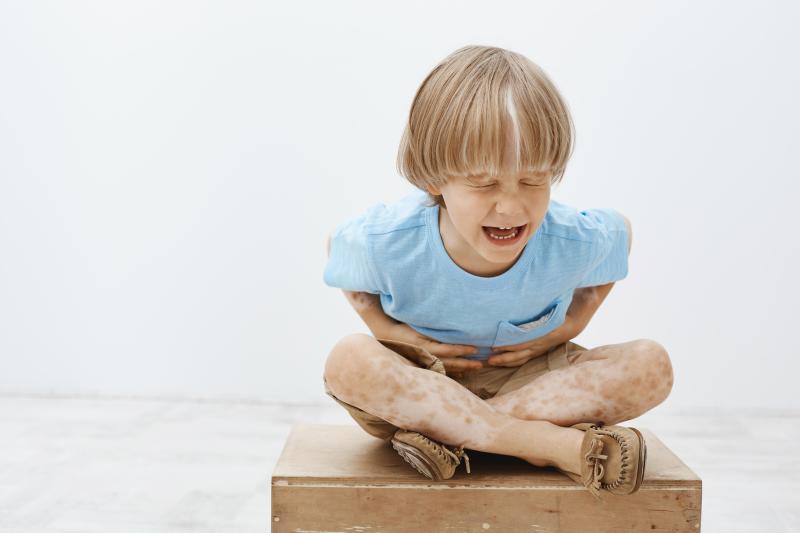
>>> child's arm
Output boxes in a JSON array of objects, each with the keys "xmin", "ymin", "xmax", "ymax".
[
  {"xmin": 340, "ymin": 289, "xmax": 482, "ymax": 372},
  {"xmin": 341, "ymin": 289, "xmax": 399, "ymax": 338},
  {"xmin": 567, "ymin": 282, "xmax": 615, "ymax": 333},
  {"xmin": 327, "ymin": 232, "xmax": 481, "ymax": 371},
  {"xmin": 563, "ymin": 215, "xmax": 630, "ymax": 332}
]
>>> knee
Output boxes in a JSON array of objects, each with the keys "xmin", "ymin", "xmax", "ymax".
[
  {"xmin": 324, "ymin": 333, "xmax": 377, "ymax": 394},
  {"xmin": 630, "ymin": 338, "xmax": 674, "ymax": 403}
]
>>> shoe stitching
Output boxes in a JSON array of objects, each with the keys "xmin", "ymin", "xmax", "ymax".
[
  {"xmin": 593, "ymin": 427, "xmax": 634, "ymax": 491},
  {"xmin": 581, "ymin": 424, "xmax": 636, "ymax": 497}
]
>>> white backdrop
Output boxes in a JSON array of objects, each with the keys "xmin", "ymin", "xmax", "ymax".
[{"xmin": 1, "ymin": 1, "xmax": 797, "ymax": 410}]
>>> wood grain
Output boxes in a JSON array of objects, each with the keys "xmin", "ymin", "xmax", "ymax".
[{"xmin": 271, "ymin": 424, "xmax": 702, "ymax": 532}]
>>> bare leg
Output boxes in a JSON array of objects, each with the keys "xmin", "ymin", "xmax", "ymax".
[
  {"xmin": 324, "ymin": 334, "xmax": 585, "ymax": 474},
  {"xmin": 485, "ymin": 339, "xmax": 674, "ymax": 426}
]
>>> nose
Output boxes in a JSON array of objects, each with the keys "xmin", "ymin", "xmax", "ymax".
[{"xmin": 494, "ymin": 189, "xmax": 525, "ymax": 218}]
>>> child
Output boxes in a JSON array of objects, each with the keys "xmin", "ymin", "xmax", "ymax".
[{"xmin": 321, "ymin": 45, "xmax": 673, "ymax": 498}]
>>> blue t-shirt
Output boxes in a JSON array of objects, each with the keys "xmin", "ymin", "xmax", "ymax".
[{"xmin": 323, "ymin": 188, "xmax": 629, "ymax": 360}]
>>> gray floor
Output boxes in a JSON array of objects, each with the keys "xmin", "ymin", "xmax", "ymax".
[{"xmin": 0, "ymin": 396, "xmax": 798, "ymax": 533}]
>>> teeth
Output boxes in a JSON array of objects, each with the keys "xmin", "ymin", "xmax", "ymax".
[{"xmin": 487, "ymin": 228, "xmax": 518, "ymax": 240}]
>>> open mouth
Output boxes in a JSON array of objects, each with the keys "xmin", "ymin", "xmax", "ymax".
[{"xmin": 481, "ymin": 224, "xmax": 527, "ymax": 246}]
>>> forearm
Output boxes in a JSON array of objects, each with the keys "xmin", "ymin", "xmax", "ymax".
[
  {"xmin": 566, "ymin": 282, "xmax": 615, "ymax": 332},
  {"xmin": 341, "ymin": 290, "xmax": 398, "ymax": 337}
]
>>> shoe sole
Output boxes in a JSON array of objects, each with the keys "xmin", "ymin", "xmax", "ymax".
[
  {"xmin": 629, "ymin": 427, "xmax": 647, "ymax": 493},
  {"xmin": 390, "ymin": 438, "xmax": 444, "ymax": 481}
]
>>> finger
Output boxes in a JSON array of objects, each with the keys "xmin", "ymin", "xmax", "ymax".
[
  {"xmin": 489, "ymin": 344, "xmax": 548, "ymax": 360},
  {"xmin": 493, "ymin": 329, "xmax": 566, "ymax": 352},
  {"xmin": 487, "ymin": 349, "xmax": 533, "ymax": 366},
  {"xmin": 442, "ymin": 359, "xmax": 484, "ymax": 372},
  {"xmin": 426, "ymin": 341, "xmax": 479, "ymax": 358},
  {"xmin": 492, "ymin": 340, "xmax": 540, "ymax": 352},
  {"xmin": 490, "ymin": 361, "xmax": 527, "ymax": 368}
]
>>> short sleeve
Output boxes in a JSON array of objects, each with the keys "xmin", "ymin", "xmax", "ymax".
[
  {"xmin": 576, "ymin": 208, "xmax": 630, "ymax": 288},
  {"xmin": 322, "ymin": 211, "xmax": 383, "ymax": 294}
]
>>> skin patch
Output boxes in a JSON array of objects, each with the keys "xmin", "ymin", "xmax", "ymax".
[
  {"xmin": 483, "ymin": 339, "xmax": 674, "ymax": 426},
  {"xmin": 325, "ymin": 335, "xmax": 672, "ymax": 465},
  {"xmin": 443, "ymin": 399, "xmax": 462, "ymax": 416},
  {"xmin": 327, "ymin": 336, "xmax": 510, "ymax": 447},
  {"xmin": 337, "ymin": 385, "xmax": 353, "ymax": 397},
  {"xmin": 404, "ymin": 381, "xmax": 423, "ymax": 391},
  {"xmin": 569, "ymin": 375, "xmax": 588, "ymax": 388}
]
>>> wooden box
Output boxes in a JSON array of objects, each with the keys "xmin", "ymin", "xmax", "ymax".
[{"xmin": 271, "ymin": 423, "xmax": 702, "ymax": 532}]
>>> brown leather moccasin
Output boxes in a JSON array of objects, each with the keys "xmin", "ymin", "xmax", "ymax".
[
  {"xmin": 391, "ymin": 429, "xmax": 471, "ymax": 481},
  {"xmin": 561, "ymin": 422, "xmax": 647, "ymax": 499}
]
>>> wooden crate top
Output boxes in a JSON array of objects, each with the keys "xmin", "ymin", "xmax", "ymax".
[{"xmin": 272, "ymin": 423, "xmax": 700, "ymax": 489}]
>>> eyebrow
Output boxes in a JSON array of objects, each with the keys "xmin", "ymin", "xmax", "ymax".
[{"xmin": 465, "ymin": 173, "xmax": 549, "ymax": 182}]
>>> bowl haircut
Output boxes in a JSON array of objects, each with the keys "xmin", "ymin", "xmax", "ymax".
[{"xmin": 397, "ymin": 45, "xmax": 575, "ymax": 209}]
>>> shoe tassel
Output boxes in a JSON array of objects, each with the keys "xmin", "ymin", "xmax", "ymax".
[
  {"xmin": 582, "ymin": 436, "xmax": 607, "ymax": 499},
  {"xmin": 443, "ymin": 446, "xmax": 471, "ymax": 474}
]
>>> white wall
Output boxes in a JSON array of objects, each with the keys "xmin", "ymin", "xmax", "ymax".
[{"xmin": 1, "ymin": 1, "xmax": 797, "ymax": 410}]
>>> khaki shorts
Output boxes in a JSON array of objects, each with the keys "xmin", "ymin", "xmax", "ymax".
[{"xmin": 322, "ymin": 337, "xmax": 588, "ymax": 442}]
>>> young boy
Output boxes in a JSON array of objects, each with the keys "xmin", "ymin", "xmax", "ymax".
[{"xmin": 321, "ymin": 45, "xmax": 673, "ymax": 498}]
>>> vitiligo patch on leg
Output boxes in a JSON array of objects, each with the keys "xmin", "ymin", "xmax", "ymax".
[
  {"xmin": 329, "ymin": 337, "xmax": 516, "ymax": 448},
  {"xmin": 486, "ymin": 339, "xmax": 673, "ymax": 426}
]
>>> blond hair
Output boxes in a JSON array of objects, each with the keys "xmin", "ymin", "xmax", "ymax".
[{"xmin": 397, "ymin": 45, "xmax": 575, "ymax": 208}]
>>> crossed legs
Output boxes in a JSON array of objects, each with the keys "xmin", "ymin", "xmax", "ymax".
[
  {"xmin": 323, "ymin": 334, "xmax": 673, "ymax": 475},
  {"xmin": 486, "ymin": 338, "xmax": 674, "ymax": 426}
]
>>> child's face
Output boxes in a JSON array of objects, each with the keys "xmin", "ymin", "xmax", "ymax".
[
  {"xmin": 425, "ymin": 119, "xmax": 554, "ymax": 274},
  {"xmin": 427, "ymin": 170, "xmax": 551, "ymax": 270}
]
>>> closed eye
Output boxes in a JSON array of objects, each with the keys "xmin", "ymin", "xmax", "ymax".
[{"xmin": 470, "ymin": 182, "xmax": 543, "ymax": 189}]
